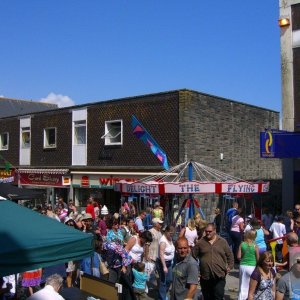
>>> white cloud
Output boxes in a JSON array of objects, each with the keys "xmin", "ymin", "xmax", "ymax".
[
  {"xmin": 40, "ymin": 92, "xmax": 75, "ymax": 108},
  {"xmin": 0, "ymin": 95, "xmax": 4, "ymax": 98}
]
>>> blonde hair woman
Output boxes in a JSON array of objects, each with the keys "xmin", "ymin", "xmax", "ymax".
[
  {"xmin": 237, "ymin": 230, "xmax": 259, "ymax": 300},
  {"xmin": 194, "ymin": 212, "xmax": 207, "ymax": 238},
  {"xmin": 179, "ymin": 218, "xmax": 198, "ymax": 248}
]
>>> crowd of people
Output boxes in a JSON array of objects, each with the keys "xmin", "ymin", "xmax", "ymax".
[
  {"xmin": 2, "ymin": 197, "xmax": 300, "ymax": 300},
  {"xmin": 225, "ymin": 201, "xmax": 300, "ymax": 300}
]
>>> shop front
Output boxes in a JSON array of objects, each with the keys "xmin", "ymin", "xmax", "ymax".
[
  {"xmin": 71, "ymin": 172, "xmax": 161, "ymax": 212},
  {"xmin": 18, "ymin": 169, "xmax": 70, "ymax": 205}
]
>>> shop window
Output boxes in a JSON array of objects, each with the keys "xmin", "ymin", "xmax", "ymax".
[
  {"xmin": 74, "ymin": 120, "xmax": 86, "ymax": 145},
  {"xmin": 101, "ymin": 120, "xmax": 123, "ymax": 145},
  {"xmin": 44, "ymin": 127, "xmax": 57, "ymax": 148},
  {"xmin": 0, "ymin": 132, "xmax": 8, "ymax": 150},
  {"xmin": 21, "ymin": 127, "xmax": 31, "ymax": 149}
]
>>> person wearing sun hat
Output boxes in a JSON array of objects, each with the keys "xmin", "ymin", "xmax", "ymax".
[
  {"xmin": 148, "ymin": 218, "xmax": 164, "ymax": 285},
  {"xmin": 149, "ymin": 218, "xmax": 164, "ymax": 262},
  {"xmin": 80, "ymin": 213, "xmax": 95, "ymax": 235}
]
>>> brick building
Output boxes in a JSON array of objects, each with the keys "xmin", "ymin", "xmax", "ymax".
[{"xmin": 0, "ymin": 89, "xmax": 281, "ymax": 213}]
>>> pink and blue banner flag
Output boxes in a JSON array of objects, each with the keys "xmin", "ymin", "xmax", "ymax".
[{"xmin": 132, "ymin": 115, "xmax": 169, "ymax": 170}]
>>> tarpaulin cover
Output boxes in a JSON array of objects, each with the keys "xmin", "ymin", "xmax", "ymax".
[{"xmin": 0, "ymin": 200, "xmax": 93, "ymax": 276}]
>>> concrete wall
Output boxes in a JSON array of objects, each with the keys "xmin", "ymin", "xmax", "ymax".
[{"xmin": 280, "ymin": 0, "xmax": 300, "ymax": 209}]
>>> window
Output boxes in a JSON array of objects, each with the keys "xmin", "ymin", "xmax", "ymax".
[
  {"xmin": 44, "ymin": 128, "xmax": 56, "ymax": 148},
  {"xmin": 0, "ymin": 132, "xmax": 8, "ymax": 150},
  {"xmin": 21, "ymin": 127, "xmax": 31, "ymax": 148},
  {"xmin": 74, "ymin": 120, "xmax": 86, "ymax": 145},
  {"xmin": 101, "ymin": 120, "xmax": 123, "ymax": 145}
]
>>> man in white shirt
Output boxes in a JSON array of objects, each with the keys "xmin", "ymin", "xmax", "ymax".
[
  {"xmin": 28, "ymin": 274, "xmax": 64, "ymax": 300},
  {"xmin": 269, "ymin": 216, "xmax": 286, "ymax": 262}
]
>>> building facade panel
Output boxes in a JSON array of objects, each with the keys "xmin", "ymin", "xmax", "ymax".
[
  {"xmin": 0, "ymin": 118, "xmax": 20, "ymax": 167},
  {"xmin": 87, "ymin": 92, "xmax": 180, "ymax": 168},
  {"xmin": 30, "ymin": 111, "xmax": 73, "ymax": 167},
  {"xmin": 294, "ymin": 47, "xmax": 300, "ymax": 128},
  {"xmin": 179, "ymin": 90, "xmax": 281, "ymax": 180}
]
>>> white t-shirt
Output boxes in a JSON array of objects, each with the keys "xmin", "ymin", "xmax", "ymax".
[
  {"xmin": 129, "ymin": 236, "xmax": 144, "ymax": 262},
  {"xmin": 184, "ymin": 227, "xmax": 198, "ymax": 247},
  {"xmin": 159, "ymin": 235, "xmax": 175, "ymax": 261},
  {"xmin": 269, "ymin": 222, "xmax": 286, "ymax": 244},
  {"xmin": 27, "ymin": 285, "xmax": 65, "ymax": 300}
]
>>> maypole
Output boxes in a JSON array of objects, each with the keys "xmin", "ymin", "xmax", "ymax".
[{"xmin": 177, "ymin": 161, "xmax": 206, "ymax": 225}]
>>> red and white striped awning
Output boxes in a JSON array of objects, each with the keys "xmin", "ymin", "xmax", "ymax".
[
  {"xmin": 18, "ymin": 169, "xmax": 69, "ymax": 175},
  {"xmin": 116, "ymin": 180, "xmax": 270, "ymax": 194}
]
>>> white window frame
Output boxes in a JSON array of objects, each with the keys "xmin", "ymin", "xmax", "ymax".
[
  {"xmin": 44, "ymin": 127, "xmax": 57, "ymax": 149},
  {"xmin": 0, "ymin": 132, "xmax": 9, "ymax": 150},
  {"xmin": 74, "ymin": 120, "xmax": 86, "ymax": 145},
  {"xmin": 101, "ymin": 119, "xmax": 123, "ymax": 145},
  {"xmin": 21, "ymin": 127, "xmax": 31, "ymax": 149}
]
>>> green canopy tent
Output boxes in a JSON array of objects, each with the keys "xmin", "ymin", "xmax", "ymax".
[{"xmin": 0, "ymin": 199, "xmax": 93, "ymax": 276}]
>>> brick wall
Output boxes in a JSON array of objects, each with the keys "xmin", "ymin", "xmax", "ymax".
[
  {"xmin": 0, "ymin": 118, "xmax": 19, "ymax": 166},
  {"xmin": 179, "ymin": 90, "xmax": 282, "ymax": 217},
  {"xmin": 87, "ymin": 92, "xmax": 180, "ymax": 168}
]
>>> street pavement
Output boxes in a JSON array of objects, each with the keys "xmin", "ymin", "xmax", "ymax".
[
  {"xmin": 224, "ymin": 268, "xmax": 239, "ymax": 299},
  {"xmin": 147, "ymin": 267, "xmax": 240, "ymax": 299}
]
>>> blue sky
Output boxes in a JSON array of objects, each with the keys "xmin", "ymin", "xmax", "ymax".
[{"xmin": 0, "ymin": 1, "xmax": 281, "ymax": 112}]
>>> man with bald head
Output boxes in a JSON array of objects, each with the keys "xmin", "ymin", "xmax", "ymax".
[
  {"xmin": 277, "ymin": 232, "xmax": 299, "ymax": 271},
  {"xmin": 171, "ymin": 237, "xmax": 199, "ymax": 300}
]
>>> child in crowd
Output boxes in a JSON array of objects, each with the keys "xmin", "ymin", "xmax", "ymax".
[{"xmin": 132, "ymin": 262, "xmax": 149, "ymax": 300}]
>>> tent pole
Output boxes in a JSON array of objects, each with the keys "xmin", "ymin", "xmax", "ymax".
[{"xmin": 174, "ymin": 198, "xmax": 187, "ymax": 227}]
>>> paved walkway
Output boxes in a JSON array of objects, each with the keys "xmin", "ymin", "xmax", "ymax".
[
  {"xmin": 224, "ymin": 268, "xmax": 239, "ymax": 299},
  {"xmin": 147, "ymin": 268, "xmax": 240, "ymax": 299}
]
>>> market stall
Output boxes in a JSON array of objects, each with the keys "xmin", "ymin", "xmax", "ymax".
[{"xmin": 0, "ymin": 199, "xmax": 93, "ymax": 277}]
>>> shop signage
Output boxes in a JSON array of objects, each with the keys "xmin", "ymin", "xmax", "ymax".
[
  {"xmin": 221, "ymin": 182, "xmax": 269, "ymax": 193},
  {"xmin": 125, "ymin": 182, "xmax": 160, "ymax": 194},
  {"xmin": 164, "ymin": 182, "xmax": 216, "ymax": 194},
  {"xmin": 81, "ymin": 176, "xmax": 90, "ymax": 187},
  {"xmin": 62, "ymin": 176, "xmax": 71, "ymax": 186},
  {"xmin": 0, "ymin": 169, "xmax": 15, "ymax": 178},
  {"xmin": 0, "ymin": 168, "xmax": 15, "ymax": 183},
  {"xmin": 99, "ymin": 177, "xmax": 136, "ymax": 188},
  {"xmin": 118, "ymin": 180, "xmax": 270, "ymax": 194},
  {"xmin": 20, "ymin": 172, "xmax": 63, "ymax": 186}
]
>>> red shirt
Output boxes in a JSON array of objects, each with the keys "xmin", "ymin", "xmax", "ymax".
[{"xmin": 86, "ymin": 204, "xmax": 95, "ymax": 219}]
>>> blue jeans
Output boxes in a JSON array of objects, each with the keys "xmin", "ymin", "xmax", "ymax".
[
  {"xmin": 157, "ymin": 259, "xmax": 172, "ymax": 300},
  {"xmin": 230, "ymin": 231, "xmax": 242, "ymax": 263}
]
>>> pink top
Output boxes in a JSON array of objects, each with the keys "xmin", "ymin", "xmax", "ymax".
[{"xmin": 230, "ymin": 215, "xmax": 244, "ymax": 232}]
